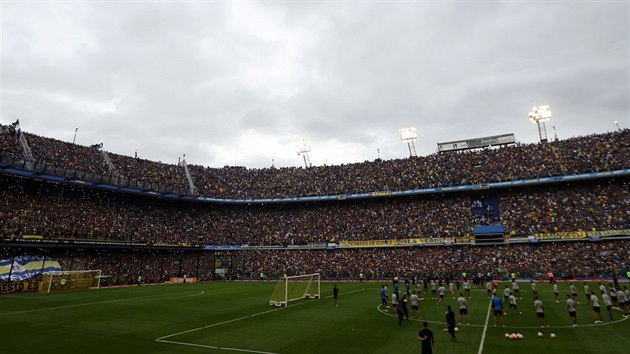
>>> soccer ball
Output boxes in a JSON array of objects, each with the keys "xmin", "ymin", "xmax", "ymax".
[
  {"xmin": 537, "ymin": 332, "xmax": 543, "ymax": 337},
  {"xmin": 550, "ymin": 333, "xmax": 557, "ymax": 339},
  {"xmin": 454, "ymin": 327, "xmax": 459, "ymax": 332}
]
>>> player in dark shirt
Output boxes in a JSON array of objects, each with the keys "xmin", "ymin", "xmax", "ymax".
[
  {"xmin": 445, "ymin": 305, "xmax": 457, "ymax": 342},
  {"xmin": 418, "ymin": 321, "xmax": 434, "ymax": 354},
  {"xmin": 396, "ymin": 300, "xmax": 405, "ymax": 327},
  {"xmin": 401, "ymin": 293, "xmax": 409, "ymax": 320},
  {"xmin": 333, "ymin": 284, "xmax": 339, "ymax": 306}
]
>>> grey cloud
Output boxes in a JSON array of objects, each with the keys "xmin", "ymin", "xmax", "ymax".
[{"xmin": 2, "ymin": 1, "xmax": 627, "ymax": 169}]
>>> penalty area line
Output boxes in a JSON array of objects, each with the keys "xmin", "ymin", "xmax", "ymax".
[
  {"xmin": 155, "ymin": 288, "xmax": 366, "ymax": 352},
  {"xmin": 156, "ymin": 339, "xmax": 280, "ymax": 354}
]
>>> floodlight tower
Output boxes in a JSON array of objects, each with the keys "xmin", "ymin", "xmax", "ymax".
[
  {"xmin": 399, "ymin": 127, "xmax": 418, "ymax": 157},
  {"xmin": 528, "ymin": 105, "xmax": 552, "ymax": 143},
  {"xmin": 297, "ymin": 139, "xmax": 312, "ymax": 168}
]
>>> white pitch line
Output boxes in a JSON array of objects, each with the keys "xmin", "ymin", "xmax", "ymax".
[
  {"xmin": 204, "ymin": 315, "xmax": 251, "ymax": 329},
  {"xmin": 0, "ymin": 291, "xmax": 205, "ymax": 316},
  {"xmin": 156, "ymin": 339, "xmax": 219, "ymax": 350},
  {"xmin": 156, "ymin": 327, "xmax": 203, "ymax": 341},
  {"xmin": 249, "ymin": 308, "xmax": 281, "ymax": 318},
  {"xmin": 157, "ymin": 339, "xmax": 280, "ymax": 354},
  {"xmin": 219, "ymin": 346, "xmax": 280, "ymax": 354},
  {"xmin": 477, "ymin": 300, "xmax": 492, "ymax": 354},
  {"xmin": 155, "ymin": 287, "xmax": 366, "ymax": 353}
]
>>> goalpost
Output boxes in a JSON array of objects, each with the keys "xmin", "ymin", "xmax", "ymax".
[
  {"xmin": 41, "ymin": 270, "xmax": 102, "ymax": 293},
  {"xmin": 269, "ymin": 273, "xmax": 320, "ymax": 307}
]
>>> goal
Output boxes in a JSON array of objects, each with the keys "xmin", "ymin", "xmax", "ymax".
[
  {"xmin": 41, "ymin": 270, "xmax": 102, "ymax": 293},
  {"xmin": 269, "ymin": 273, "xmax": 320, "ymax": 307}
]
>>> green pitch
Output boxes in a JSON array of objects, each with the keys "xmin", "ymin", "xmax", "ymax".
[{"xmin": 1, "ymin": 281, "xmax": 629, "ymax": 354}]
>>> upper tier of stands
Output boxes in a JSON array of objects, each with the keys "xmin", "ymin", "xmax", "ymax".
[{"xmin": 1, "ymin": 123, "xmax": 629, "ymax": 199}]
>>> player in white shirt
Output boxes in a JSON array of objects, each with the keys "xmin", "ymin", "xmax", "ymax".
[
  {"xmin": 463, "ymin": 280, "xmax": 471, "ymax": 298},
  {"xmin": 457, "ymin": 293, "xmax": 469, "ymax": 324},
  {"xmin": 609, "ymin": 285, "xmax": 619, "ymax": 308},
  {"xmin": 602, "ymin": 292, "xmax": 614, "ymax": 321},
  {"xmin": 503, "ymin": 286, "xmax": 511, "ymax": 302},
  {"xmin": 511, "ymin": 280, "xmax": 521, "ymax": 298},
  {"xmin": 437, "ymin": 285, "xmax": 446, "ymax": 304},
  {"xmin": 566, "ymin": 294, "xmax": 578, "ymax": 326},
  {"xmin": 505, "ymin": 294, "xmax": 522, "ymax": 315},
  {"xmin": 530, "ymin": 280, "xmax": 538, "ymax": 296},
  {"xmin": 534, "ymin": 296, "xmax": 548, "ymax": 327},
  {"xmin": 410, "ymin": 291, "xmax": 420, "ymax": 318},
  {"xmin": 616, "ymin": 289, "xmax": 628, "ymax": 316},
  {"xmin": 590, "ymin": 292, "xmax": 603, "ymax": 324},
  {"xmin": 584, "ymin": 283, "xmax": 591, "ymax": 304},
  {"xmin": 569, "ymin": 282, "xmax": 578, "ymax": 303},
  {"xmin": 553, "ymin": 283, "xmax": 560, "ymax": 303},
  {"xmin": 486, "ymin": 281, "xmax": 493, "ymax": 298}
]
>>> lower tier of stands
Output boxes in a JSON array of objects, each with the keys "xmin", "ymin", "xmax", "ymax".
[{"xmin": 2, "ymin": 239, "xmax": 628, "ymax": 287}]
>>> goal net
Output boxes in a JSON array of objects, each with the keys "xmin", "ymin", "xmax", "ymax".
[
  {"xmin": 41, "ymin": 270, "xmax": 102, "ymax": 293},
  {"xmin": 269, "ymin": 273, "xmax": 320, "ymax": 307}
]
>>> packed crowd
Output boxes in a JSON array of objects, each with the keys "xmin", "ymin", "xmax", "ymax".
[
  {"xmin": 191, "ymin": 130, "xmax": 630, "ymax": 199},
  {"xmin": 1, "ymin": 174, "xmax": 628, "ymax": 246},
  {"xmin": 2, "ymin": 240, "xmax": 627, "ymax": 285},
  {"xmin": 239, "ymin": 240, "xmax": 630, "ymax": 281},
  {"xmin": 0, "ymin": 247, "xmax": 212, "ymax": 285},
  {"xmin": 501, "ymin": 179, "xmax": 630, "ymax": 235},
  {"xmin": 2, "ymin": 122, "xmax": 629, "ymax": 199},
  {"xmin": 0, "ymin": 124, "xmax": 189, "ymax": 192}
]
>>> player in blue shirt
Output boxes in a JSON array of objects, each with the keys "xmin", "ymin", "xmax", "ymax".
[
  {"xmin": 491, "ymin": 293, "xmax": 504, "ymax": 327},
  {"xmin": 380, "ymin": 285, "xmax": 389, "ymax": 308}
]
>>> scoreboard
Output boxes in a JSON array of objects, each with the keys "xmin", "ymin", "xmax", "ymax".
[{"xmin": 437, "ymin": 133, "xmax": 516, "ymax": 152}]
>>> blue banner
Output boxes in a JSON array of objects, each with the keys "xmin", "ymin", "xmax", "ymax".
[{"xmin": 0, "ymin": 255, "xmax": 62, "ymax": 281}]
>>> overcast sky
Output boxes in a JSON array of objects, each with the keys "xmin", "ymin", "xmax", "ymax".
[{"xmin": 1, "ymin": 1, "xmax": 628, "ymax": 169}]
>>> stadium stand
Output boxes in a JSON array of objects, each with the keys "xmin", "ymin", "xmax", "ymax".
[
  {"xmin": 1, "ymin": 175, "xmax": 628, "ymax": 245},
  {"xmin": 0, "ymin": 125, "xmax": 628, "ymax": 287},
  {"xmin": 1, "ymin": 123, "xmax": 629, "ymax": 199}
]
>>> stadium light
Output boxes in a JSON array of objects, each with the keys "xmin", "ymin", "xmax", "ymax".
[
  {"xmin": 528, "ymin": 105, "xmax": 551, "ymax": 143},
  {"xmin": 399, "ymin": 127, "xmax": 418, "ymax": 157},
  {"xmin": 297, "ymin": 139, "xmax": 312, "ymax": 168}
]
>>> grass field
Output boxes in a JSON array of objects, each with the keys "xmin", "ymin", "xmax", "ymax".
[{"xmin": 1, "ymin": 280, "xmax": 629, "ymax": 354}]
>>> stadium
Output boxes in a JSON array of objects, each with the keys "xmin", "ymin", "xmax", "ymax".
[
  {"xmin": 1, "ymin": 121, "xmax": 629, "ymax": 354},
  {"xmin": 2, "ymin": 2, "xmax": 629, "ymax": 354}
]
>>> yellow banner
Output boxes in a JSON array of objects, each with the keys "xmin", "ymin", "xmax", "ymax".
[
  {"xmin": 339, "ymin": 237, "xmax": 456, "ymax": 248},
  {"xmin": 586, "ymin": 229, "xmax": 630, "ymax": 237},
  {"xmin": 534, "ymin": 231, "xmax": 587, "ymax": 240},
  {"xmin": 0, "ymin": 281, "xmax": 43, "ymax": 294},
  {"xmin": 22, "ymin": 235, "xmax": 43, "ymax": 239}
]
